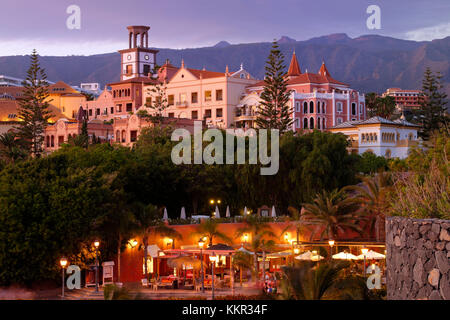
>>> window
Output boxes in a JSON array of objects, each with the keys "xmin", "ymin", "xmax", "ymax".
[
  {"xmin": 89, "ymin": 109, "xmax": 93, "ymax": 116},
  {"xmin": 110, "ymin": 107, "xmax": 114, "ymax": 114},
  {"xmin": 303, "ymin": 118, "xmax": 308, "ymax": 129},
  {"xmin": 116, "ymin": 104, "xmax": 122, "ymax": 112},
  {"xmin": 51, "ymin": 135, "xmax": 54, "ymax": 147},
  {"xmin": 352, "ymin": 103, "xmax": 356, "ymax": 115},
  {"xmin": 96, "ymin": 108, "xmax": 100, "ymax": 116},
  {"xmin": 337, "ymin": 117, "xmax": 343, "ymax": 124},
  {"xmin": 143, "ymin": 64, "xmax": 150, "ymax": 76},
  {"xmin": 296, "ymin": 102, "xmax": 300, "ymax": 112},
  {"xmin": 317, "ymin": 101, "xmax": 321, "ymax": 113},
  {"xmin": 317, "ymin": 118, "xmax": 321, "ymax": 129},
  {"xmin": 216, "ymin": 89, "xmax": 223, "ymax": 101},
  {"xmin": 337, "ymin": 102, "xmax": 343, "ymax": 112},
  {"xmin": 180, "ymin": 93, "xmax": 187, "ymax": 104},
  {"xmin": 168, "ymin": 112, "xmax": 174, "ymax": 118},
  {"xmin": 216, "ymin": 108, "xmax": 223, "ymax": 117},
  {"xmin": 296, "ymin": 118, "xmax": 300, "ymax": 128},
  {"xmin": 46, "ymin": 136, "xmax": 50, "ymax": 147},
  {"xmin": 205, "ymin": 90, "xmax": 212, "ymax": 102},
  {"xmin": 360, "ymin": 103, "xmax": 364, "ymax": 114},
  {"xmin": 191, "ymin": 110, "xmax": 198, "ymax": 119},
  {"xmin": 116, "ymin": 131, "xmax": 120, "ymax": 143},
  {"xmin": 103, "ymin": 108, "xmax": 108, "ymax": 115},
  {"xmin": 323, "ymin": 102, "xmax": 326, "ymax": 113},
  {"xmin": 126, "ymin": 103, "xmax": 132, "ymax": 112},
  {"xmin": 168, "ymin": 95, "xmax": 174, "ymax": 106},
  {"xmin": 121, "ymin": 130, "xmax": 126, "ymax": 143},
  {"xmin": 126, "ymin": 65, "xmax": 133, "ymax": 76},
  {"xmin": 146, "ymin": 97, "xmax": 152, "ymax": 107},
  {"xmin": 310, "ymin": 117, "xmax": 314, "ymax": 129},
  {"xmin": 205, "ymin": 109, "xmax": 212, "ymax": 118},
  {"xmin": 191, "ymin": 92, "xmax": 198, "ymax": 103},
  {"xmin": 130, "ymin": 130, "xmax": 137, "ymax": 142},
  {"xmin": 303, "ymin": 102, "xmax": 308, "ymax": 114},
  {"xmin": 309, "ymin": 101, "xmax": 314, "ymax": 113}
]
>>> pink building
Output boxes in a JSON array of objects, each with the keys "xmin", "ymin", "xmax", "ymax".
[{"xmin": 240, "ymin": 52, "xmax": 366, "ymax": 131}]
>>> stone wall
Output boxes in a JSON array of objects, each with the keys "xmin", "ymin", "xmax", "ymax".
[{"xmin": 386, "ymin": 216, "xmax": 450, "ymax": 300}]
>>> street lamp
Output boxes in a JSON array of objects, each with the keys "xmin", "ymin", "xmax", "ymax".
[
  {"xmin": 209, "ymin": 255, "xmax": 218, "ymax": 300},
  {"xmin": 94, "ymin": 240, "xmax": 100, "ymax": 292},
  {"xmin": 60, "ymin": 257, "xmax": 68, "ymax": 299},
  {"xmin": 328, "ymin": 239, "xmax": 335, "ymax": 260},
  {"xmin": 242, "ymin": 233, "xmax": 248, "ymax": 244},
  {"xmin": 361, "ymin": 247, "xmax": 369, "ymax": 278},
  {"xmin": 198, "ymin": 237, "xmax": 206, "ymax": 293}
]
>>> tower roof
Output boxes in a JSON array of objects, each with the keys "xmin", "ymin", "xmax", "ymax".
[
  {"xmin": 287, "ymin": 52, "xmax": 301, "ymax": 76},
  {"xmin": 318, "ymin": 61, "xmax": 331, "ymax": 77}
]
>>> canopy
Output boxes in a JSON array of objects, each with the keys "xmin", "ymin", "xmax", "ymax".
[
  {"xmin": 163, "ymin": 207, "xmax": 168, "ymax": 221},
  {"xmin": 356, "ymin": 250, "xmax": 386, "ymax": 260},
  {"xmin": 226, "ymin": 206, "xmax": 230, "ymax": 218},
  {"xmin": 180, "ymin": 207, "xmax": 186, "ymax": 219},
  {"xmin": 266, "ymin": 250, "xmax": 292, "ymax": 259},
  {"xmin": 295, "ymin": 250, "xmax": 324, "ymax": 261},
  {"xmin": 332, "ymin": 251, "xmax": 358, "ymax": 260},
  {"xmin": 147, "ymin": 244, "xmax": 161, "ymax": 258},
  {"xmin": 271, "ymin": 205, "xmax": 276, "ymax": 217},
  {"xmin": 167, "ymin": 255, "xmax": 201, "ymax": 269},
  {"xmin": 214, "ymin": 205, "xmax": 220, "ymax": 218}
]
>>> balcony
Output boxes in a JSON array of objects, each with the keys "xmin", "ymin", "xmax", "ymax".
[
  {"xmin": 176, "ymin": 101, "xmax": 189, "ymax": 108},
  {"xmin": 235, "ymin": 111, "xmax": 256, "ymax": 122}
]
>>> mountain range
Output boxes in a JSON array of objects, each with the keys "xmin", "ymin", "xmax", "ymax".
[{"xmin": 1, "ymin": 33, "xmax": 449, "ymax": 95}]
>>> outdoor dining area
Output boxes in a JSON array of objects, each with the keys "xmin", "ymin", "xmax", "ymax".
[{"xmin": 140, "ymin": 238, "xmax": 387, "ymax": 295}]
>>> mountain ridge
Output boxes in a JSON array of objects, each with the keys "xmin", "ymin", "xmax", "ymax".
[{"xmin": 1, "ymin": 33, "xmax": 449, "ymax": 95}]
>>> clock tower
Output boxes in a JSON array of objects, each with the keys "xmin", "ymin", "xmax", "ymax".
[{"xmin": 119, "ymin": 26, "xmax": 158, "ymax": 81}]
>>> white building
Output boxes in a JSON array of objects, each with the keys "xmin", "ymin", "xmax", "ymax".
[{"xmin": 329, "ymin": 116, "xmax": 420, "ymax": 159}]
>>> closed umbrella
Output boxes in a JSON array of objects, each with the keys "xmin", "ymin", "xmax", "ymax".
[
  {"xmin": 226, "ymin": 206, "xmax": 230, "ymax": 218},
  {"xmin": 163, "ymin": 207, "xmax": 169, "ymax": 221},
  {"xmin": 332, "ymin": 251, "xmax": 358, "ymax": 260},
  {"xmin": 215, "ymin": 205, "xmax": 220, "ymax": 218},
  {"xmin": 356, "ymin": 250, "xmax": 385, "ymax": 260},
  {"xmin": 243, "ymin": 206, "xmax": 248, "ymax": 216},
  {"xmin": 271, "ymin": 206, "xmax": 276, "ymax": 218},
  {"xmin": 236, "ymin": 246, "xmax": 254, "ymax": 255},
  {"xmin": 180, "ymin": 207, "xmax": 186, "ymax": 219}
]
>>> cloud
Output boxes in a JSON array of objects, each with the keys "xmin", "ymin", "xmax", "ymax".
[{"xmin": 404, "ymin": 22, "xmax": 450, "ymax": 41}]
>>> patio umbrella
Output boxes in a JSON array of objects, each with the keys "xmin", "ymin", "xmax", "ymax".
[
  {"xmin": 236, "ymin": 246, "xmax": 254, "ymax": 255},
  {"xmin": 332, "ymin": 251, "xmax": 358, "ymax": 260},
  {"xmin": 266, "ymin": 250, "xmax": 292, "ymax": 259},
  {"xmin": 180, "ymin": 207, "xmax": 186, "ymax": 220},
  {"xmin": 271, "ymin": 205, "xmax": 276, "ymax": 217},
  {"xmin": 167, "ymin": 255, "xmax": 201, "ymax": 269},
  {"xmin": 356, "ymin": 250, "xmax": 385, "ymax": 260},
  {"xmin": 243, "ymin": 206, "xmax": 248, "ymax": 216},
  {"xmin": 295, "ymin": 251, "xmax": 324, "ymax": 261},
  {"xmin": 163, "ymin": 207, "xmax": 169, "ymax": 221},
  {"xmin": 226, "ymin": 206, "xmax": 230, "ymax": 218},
  {"xmin": 215, "ymin": 205, "xmax": 220, "ymax": 218}
]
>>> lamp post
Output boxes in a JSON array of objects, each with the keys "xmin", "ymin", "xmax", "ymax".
[
  {"xmin": 198, "ymin": 238, "xmax": 205, "ymax": 293},
  {"xmin": 328, "ymin": 240, "xmax": 335, "ymax": 260},
  {"xmin": 361, "ymin": 247, "xmax": 369, "ymax": 278},
  {"xmin": 60, "ymin": 257, "xmax": 68, "ymax": 299},
  {"xmin": 94, "ymin": 240, "xmax": 100, "ymax": 292}
]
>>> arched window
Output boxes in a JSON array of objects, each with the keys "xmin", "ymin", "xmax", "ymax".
[
  {"xmin": 337, "ymin": 102, "xmax": 343, "ymax": 112},
  {"xmin": 323, "ymin": 102, "xmax": 326, "ymax": 113},
  {"xmin": 121, "ymin": 130, "xmax": 126, "ymax": 143},
  {"xmin": 317, "ymin": 101, "xmax": 321, "ymax": 114},
  {"xmin": 310, "ymin": 117, "xmax": 314, "ymax": 129},
  {"xmin": 295, "ymin": 102, "xmax": 301, "ymax": 112},
  {"xmin": 362, "ymin": 134, "xmax": 365, "ymax": 142},
  {"xmin": 322, "ymin": 117, "xmax": 326, "ymax": 129},
  {"xmin": 310, "ymin": 101, "xmax": 314, "ymax": 113},
  {"xmin": 46, "ymin": 136, "xmax": 50, "ymax": 147},
  {"xmin": 351, "ymin": 103, "xmax": 356, "ymax": 115},
  {"xmin": 303, "ymin": 118, "xmax": 308, "ymax": 129},
  {"xmin": 51, "ymin": 135, "xmax": 55, "ymax": 147},
  {"xmin": 385, "ymin": 149, "xmax": 391, "ymax": 158},
  {"xmin": 317, "ymin": 117, "xmax": 321, "ymax": 129},
  {"xmin": 303, "ymin": 102, "xmax": 308, "ymax": 114},
  {"xmin": 116, "ymin": 130, "xmax": 120, "ymax": 143},
  {"xmin": 295, "ymin": 118, "xmax": 300, "ymax": 128}
]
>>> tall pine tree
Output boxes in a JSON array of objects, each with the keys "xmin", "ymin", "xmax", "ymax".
[
  {"xmin": 16, "ymin": 50, "xmax": 53, "ymax": 157},
  {"xmin": 256, "ymin": 41, "xmax": 293, "ymax": 133},
  {"xmin": 414, "ymin": 67, "xmax": 449, "ymax": 140}
]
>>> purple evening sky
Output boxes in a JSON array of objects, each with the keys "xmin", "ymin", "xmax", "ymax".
[{"xmin": 1, "ymin": 0, "xmax": 449, "ymax": 56}]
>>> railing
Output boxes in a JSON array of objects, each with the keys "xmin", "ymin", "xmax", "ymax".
[{"xmin": 176, "ymin": 101, "xmax": 189, "ymax": 107}]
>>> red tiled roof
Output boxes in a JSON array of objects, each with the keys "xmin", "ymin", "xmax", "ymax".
[
  {"xmin": 0, "ymin": 99, "xmax": 66, "ymax": 122},
  {"xmin": 249, "ymin": 72, "xmax": 348, "ymax": 88},
  {"xmin": 287, "ymin": 52, "xmax": 301, "ymax": 76},
  {"xmin": 187, "ymin": 68, "xmax": 225, "ymax": 79},
  {"xmin": 318, "ymin": 62, "xmax": 331, "ymax": 77}
]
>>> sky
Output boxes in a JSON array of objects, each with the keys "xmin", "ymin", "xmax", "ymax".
[{"xmin": 1, "ymin": 0, "xmax": 450, "ymax": 56}]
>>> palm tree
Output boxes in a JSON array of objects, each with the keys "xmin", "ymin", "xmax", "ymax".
[
  {"xmin": 235, "ymin": 215, "xmax": 276, "ymax": 284},
  {"xmin": 133, "ymin": 203, "xmax": 182, "ymax": 279},
  {"xmin": 0, "ymin": 132, "xmax": 26, "ymax": 163},
  {"xmin": 195, "ymin": 219, "xmax": 231, "ymax": 247},
  {"xmin": 302, "ymin": 189, "xmax": 363, "ymax": 240},
  {"xmin": 280, "ymin": 206, "xmax": 313, "ymax": 243},
  {"xmin": 280, "ymin": 261, "xmax": 354, "ymax": 300},
  {"xmin": 344, "ymin": 173, "xmax": 391, "ymax": 241},
  {"xmin": 232, "ymin": 251, "xmax": 253, "ymax": 287}
]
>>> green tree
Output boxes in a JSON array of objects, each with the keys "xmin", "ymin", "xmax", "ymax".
[
  {"xmin": 141, "ymin": 82, "xmax": 169, "ymax": 125},
  {"xmin": 0, "ymin": 132, "xmax": 27, "ymax": 163},
  {"xmin": 256, "ymin": 41, "xmax": 292, "ymax": 132},
  {"xmin": 232, "ymin": 251, "xmax": 253, "ymax": 287},
  {"xmin": 195, "ymin": 219, "xmax": 232, "ymax": 247},
  {"xmin": 302, "ymin": 189, "xmax": 363, "ymax": 240},
  {"xmin": 366, "ymin": 93, "xmax": 396, "ymax": 119},
  {"xmin": 413, "ymin": 67, "xmax": 449, "ymax": 140},
  {"xmin": 15, "ymin": 50, "xmax": 53, "ymax": 157}
]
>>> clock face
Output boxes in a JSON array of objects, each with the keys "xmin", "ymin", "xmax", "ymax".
[
  {"xmin": 127, "ymin": 54, "xmax": 131, "ymax": 60},
  {"xmin": 144, "ymin": 55, "xmax": 149, "ymax": 60}
]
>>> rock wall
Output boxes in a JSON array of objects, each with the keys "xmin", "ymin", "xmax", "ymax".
[{"xmin": 386, "ymin": 216, "xmax": 450, "ymax": 300}]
